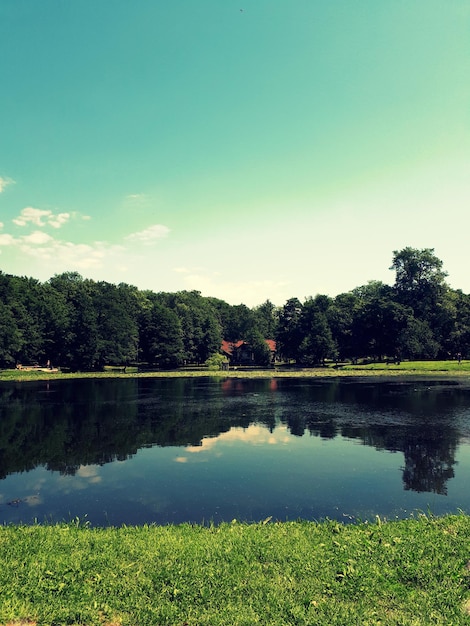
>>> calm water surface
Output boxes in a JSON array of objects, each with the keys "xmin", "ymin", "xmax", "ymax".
[{"xmin": 1, "ymin": 376, "xmax": 470, "ymax": 526}]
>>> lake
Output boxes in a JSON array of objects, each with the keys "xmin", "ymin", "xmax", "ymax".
[{"xmin": 1, "ymin": 376, "xmax": 470, "ymax": 526}]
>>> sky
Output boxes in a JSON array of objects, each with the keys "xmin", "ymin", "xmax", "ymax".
[{"xmin": 1, "ymin": 1, "xmax": 469, "ymax": 307}]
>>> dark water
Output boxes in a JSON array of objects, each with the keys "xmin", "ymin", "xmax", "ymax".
[{"xmin": 1, "ymin": 376, "xmax": 470, "ymax": 526}]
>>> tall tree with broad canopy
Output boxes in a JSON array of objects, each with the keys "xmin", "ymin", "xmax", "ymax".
[
  {"xmin": 390, "ymin": 248, "xmax": 448, "ymax": 315},
  {"xmin": 390, "ymin": 248, "xmax": 454, "ymax": 356},
  {"xmin": 352, "ymin": 297, "xmax": 412, "ymax": 361},
  {"xmin": 253, "ymin": 299, "xmax": 278, "ymax": 339},
  {"xmin": 391, "ymin": 247, "xmax": 447, "ymax": 291},
  {"xmin": 92, "ymin": 281, "xmax": 139, "ymax": 368},
  {"xmin": 298, "ymin": 296, "xmax": 337, "ymax": 365},
  {"xmin": 276, "ymin": 298, "xmax": 303, "ymax": 362},
  {"xmin": 446, "ymin": 290, "xmax": 470, "ymax": 358},
  {"xmin": 0, "ymin": 301, "xmax": 21, "ymax": 367},
  {"xmin": 327, "ymin": 292, "xmax": 361, "ymax": 361},
  {"xmin": 49, "ymin": 272, "xmax": 99, "ymax": 370},
  {"xmin": 158, "ymin": 291, "xmax": 222, "ymax": 364},
  {"xmin": 245, "ymin": 328, "xmax": 272, "ymax": 366},
  {"xmin": 139, "ymin": 300, "xmax": 184, "ymax": 368}
]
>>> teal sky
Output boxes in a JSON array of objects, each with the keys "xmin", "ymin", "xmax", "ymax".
[{"xmin": 1, "ymin": 0, "xmax": 469, "ymax": 306}]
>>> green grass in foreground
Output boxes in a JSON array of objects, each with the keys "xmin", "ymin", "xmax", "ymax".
[{"xmin": 1, "ymin": 515, "xmax": 470, "ymax": 625}]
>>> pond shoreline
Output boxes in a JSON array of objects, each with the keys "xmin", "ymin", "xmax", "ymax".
[{"xmin": 2, "ymin": 361, "xmax": 470, "ymax": 383}]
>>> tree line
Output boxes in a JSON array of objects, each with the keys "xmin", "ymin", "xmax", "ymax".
[{"xmin": 0, "ymin": 247, "xmax": 469, "ymax": 370}]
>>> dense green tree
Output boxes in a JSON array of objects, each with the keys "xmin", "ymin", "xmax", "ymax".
[
  {"xmin": 207, "ymin": 298, "xmax": 237, "ymax": 341},
  {"xmin": 391, "ymin": 248, "xmax": 448, "ymax": 317},
  {"xmin": 391, "ymin": 247, "xmax": 447, "ymax": 293},
  {"xmin": 390, "ymin": 248, "xmax": 455, "ymax": 357},
  {"xmin": 209, "ymin": 298, "xmax": 274, "ymax": 345},
  {"xmin": 230, "ymin": 304, "xmax": 257, "ymax": 339},
  {"xmin": 276, "ymin": 298, "xmax": 303, "ymax": 362},
  {"xmin": 347, "ymin": 282, "xmax": 395, "ymax": 360},
  {"xmin": 327, "ymin": 292, "xmax": 360, "ymax": 361},
  {"xmin": 253, "ymin": 300, "xmax": 278, "ymax": 339},
  {"xmin": 49, "ymin": 273, "xmax": 99, "ymax": 370},
  {"xmin": 444, "ymin": 290, "xmax": 470, "ymax": 358},
  {"xmin": 397, "ymin": 317, "xmax": 439, "ymax": 359},
  {"xmin": 245, "ymin": 328, "xmax": 272, "ymax": 366},
  {"xmin": 298, "ymin": 296, "xmax": 336, "ymax": 365},
  {"xmin": 352, "ymin": 297, "xmax": 412, "ymax": 360},
  {"xmin": 159, "ymin": 291, "xmax": 222, "ymax": 364},
  {"xmin": 0, "ymin": 301, "xmax": 21, "ymax": 367},
  {"xmin": 6, "ymin": 276, "xmax": 46, "ymax": 364},
  {"xmin": 36, "ymin": 282, "xmax": 71, "ymax": 366},
  {"xmin": 139, "ymin": 300, "xmax": 184, "ymax": 368},
  {"xmin": 92, "ymin": 281, "xmax": 139, "ymax": 367},
  {"xmin": 352, "ymin": 280, "xmax": 393, "ymax": 302},
  {"xmin": 216, "ymin": 303, "xmax": 257, "ymax": 342}
]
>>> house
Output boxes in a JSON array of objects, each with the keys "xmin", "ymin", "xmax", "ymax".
[{"xmin": 220, "ymin": 339, "xmax": 277, "ymax": 365}]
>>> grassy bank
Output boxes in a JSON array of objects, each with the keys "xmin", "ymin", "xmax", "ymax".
[
  {"xmin": 1, "ymin": 514, "xmax": 470, "ymax": 625},
  {"xmin": 1, "ymin": 360, "xmax": 470, "ymax": 383},
  {"xmin": 342, "ymin": 359, "xmax": 470, "ymax": 374}
]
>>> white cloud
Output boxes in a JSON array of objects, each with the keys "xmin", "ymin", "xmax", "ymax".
[
  {"xmin": 13, "ymin": 207, "xmax": 72, "ymax": 229},
  {"xmin": 21, "ymin": 231, "xmax": 53, "ymax": 245},
  {"xmin": 198, "ymin": 425, "xmax": 290, "ymax": 447},
  {"xmin": 18, "ymin": 238, "xmax": 123, "ymax": 270},
  {"xmin": 125, "ymin": 224, "xmax": 170, "ymax": 245},
  {"xmin": 13, "ymin": 207, "xmax": 52, "ymax": 227},
  {"xmin": 0, "ymin": 176, "xmax": 14, "ymax": 193},
  {"xmin": 174, "ymin": 425, "xmax": 291, "ymax": 463},
  {"xmin": 0, "ymin": 233, "xmax": 15, "ymax": 246},
  {"xmin": 77, "ymin": 465, "xmax": 102, "ymax": 483},
  {"xmin": 126, "ymin": 193, "xmax": 149, "ymax": 202},
  {"xmin": 0, "ymin": 222, "xmax": 123, "ymax": 271},
  {"xmin": 48, "ymin": 212, "xmax": 70, "ymax": 228}
]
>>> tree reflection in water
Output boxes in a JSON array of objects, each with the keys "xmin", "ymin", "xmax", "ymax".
[{"xmin": 0, "ymin": 377, "xmax": 469, "ymax": 497}]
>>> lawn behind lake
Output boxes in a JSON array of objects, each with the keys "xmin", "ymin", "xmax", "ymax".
[{"xmin": 2, "ymin": 360, "xmax": 470, "ymax": 383}]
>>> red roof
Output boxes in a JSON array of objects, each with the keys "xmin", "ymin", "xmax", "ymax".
[
  {"xmin": 265, "ymin": 339, "xmax": 276, "ymax": 352},
  {"xmin": 221, "ymin": 340, "xmax": 233, "ymax": 355},
  {"xmin": 221, "ymin": 339, "xmax": 276, "ymax": 354}
]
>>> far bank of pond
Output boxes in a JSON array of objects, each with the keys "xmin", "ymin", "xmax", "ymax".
[{"xmin": 2, "ymin": 359, "xmax": 470, "ymax": 382}]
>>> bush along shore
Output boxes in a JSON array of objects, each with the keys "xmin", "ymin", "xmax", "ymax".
[{"xmin": 1, "ymin": 514, "xmax": 470, "ymax": 625}]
